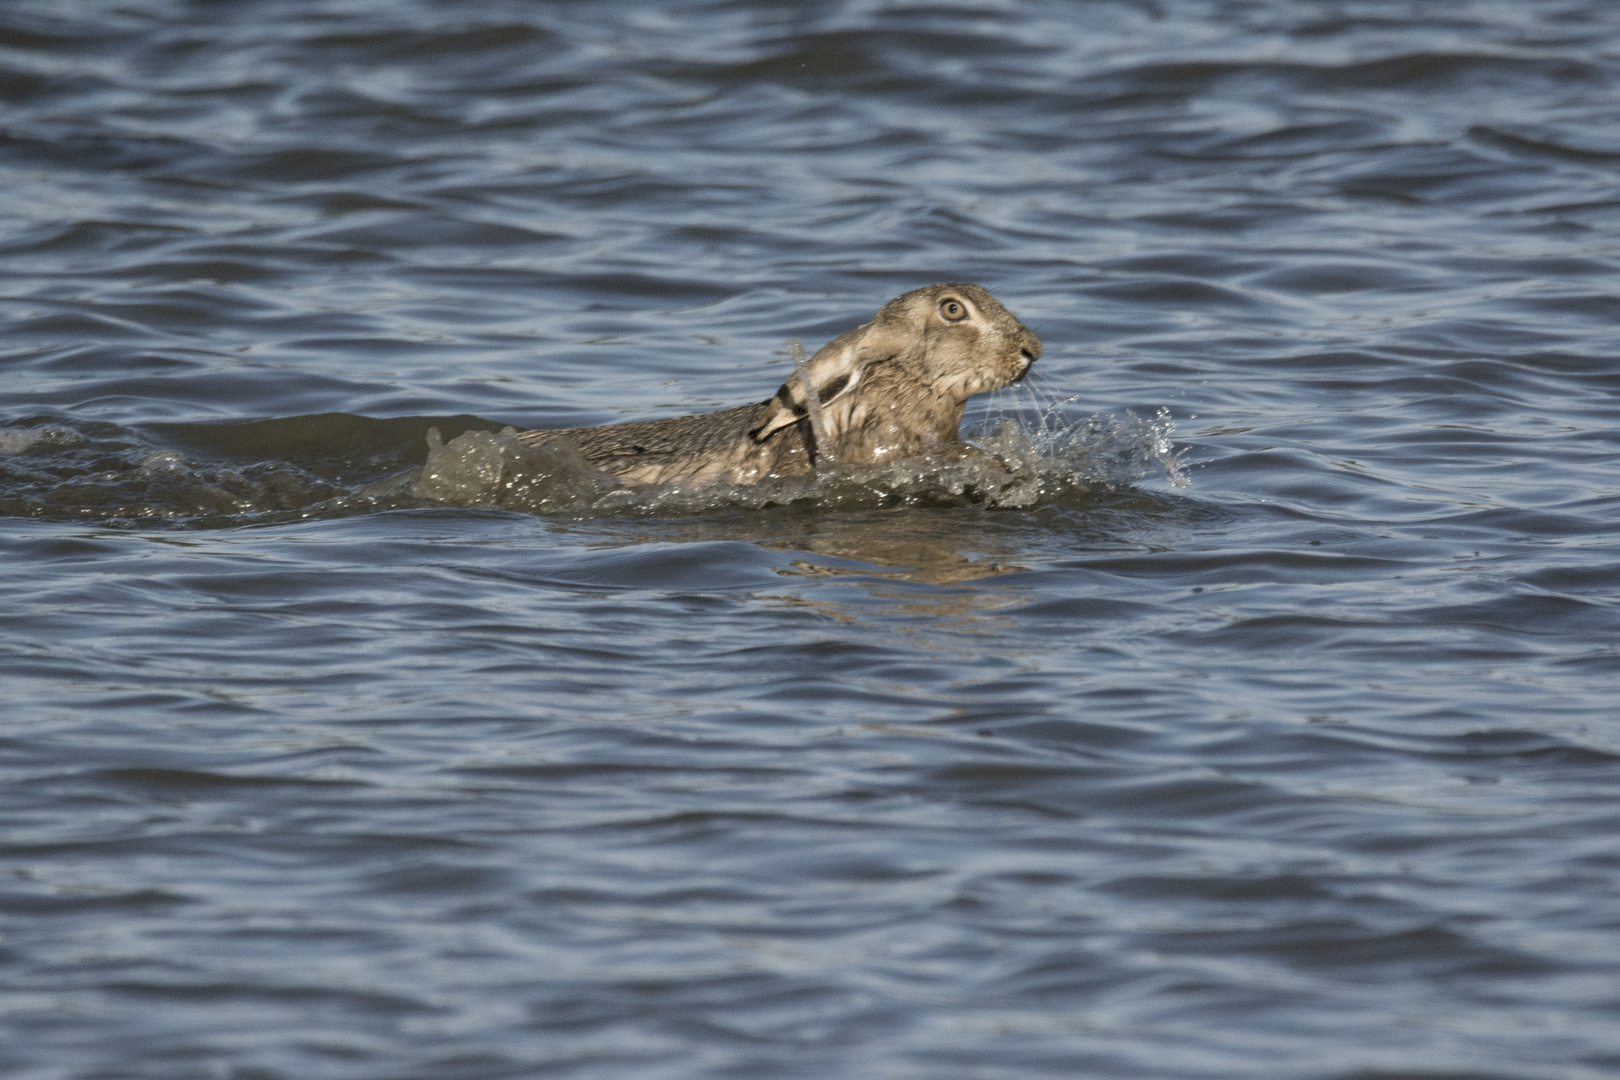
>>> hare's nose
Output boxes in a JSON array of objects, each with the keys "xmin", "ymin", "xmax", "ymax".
[{"xmin": 1016, "ymin": 329, "xmax": 1042, "ymax": 366}]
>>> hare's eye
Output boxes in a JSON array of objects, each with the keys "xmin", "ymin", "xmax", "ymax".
[{"xmin": 939, "ymin": 299, "xmax": 967, "ymax": 321}]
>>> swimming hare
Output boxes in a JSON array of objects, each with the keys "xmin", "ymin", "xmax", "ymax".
[{"xmin": 515, "ymin": 283, "xmax": 1041, "ymax": 486}]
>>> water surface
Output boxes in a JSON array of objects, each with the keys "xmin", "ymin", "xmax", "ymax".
[{"xmin": 4, "ymin": 2, "xmax": 1620, "ymax": 1078}]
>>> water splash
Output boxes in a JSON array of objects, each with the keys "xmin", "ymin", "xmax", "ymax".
[
  {"xmin": 410, "ymin": 399, "xmax": 1187, "ymax": 517},
  {"xmin": 0, "ymin": 425, "xmax": 83, "ymax": 456},
  {"xmin": 787, "ymin": 338, "xmax": 837, "ymax": 465},
  {"xmin": 971, "ymin": 395, "xmax": 1189, "ymax": 492},
  {"xmin": 411, "ymin": 426, "xmax": 621, "ymax": 513}
]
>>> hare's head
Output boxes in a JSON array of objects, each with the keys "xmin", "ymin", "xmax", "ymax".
[
  {"xmin": 752, "ymin": 283, "xmax": 1041, "ymax": 444},
  {"xmin": 870, "ymin": 283, "xmax": 1040, "ymax": 401}
]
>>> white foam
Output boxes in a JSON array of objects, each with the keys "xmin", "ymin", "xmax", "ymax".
[{"xmin": 0, "ymin": 426, "xmax": 84, "ymax": 455}]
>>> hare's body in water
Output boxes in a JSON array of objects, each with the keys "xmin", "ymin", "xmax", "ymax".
[{"xmin": 516, "ymin": 283, "xmax": 1041, "ymax": 486}]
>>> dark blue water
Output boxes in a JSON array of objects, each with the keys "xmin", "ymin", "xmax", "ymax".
[{"xmin": 4, "ymin": 2, "xmax": 1620, "ymax": 1077}]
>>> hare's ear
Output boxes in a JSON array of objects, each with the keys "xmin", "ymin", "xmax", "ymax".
[
  {"xmin": 749, "ymin": 367, "xmax": 864, "ymax": 444},
  {"xmin": 747, "ymin": 330, "xmax": 856, "ymax": 443},
  {"xmin": 750, "ymin": 320, "xmax": 908, "ymax": 443}
]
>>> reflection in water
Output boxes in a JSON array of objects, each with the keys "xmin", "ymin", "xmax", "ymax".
[
  {"xmin": 541, "ymin": 491, "xmax": 1206, "ymax": 625},
  {"xmin": 768, "ymin": 512, "xmax": 1029, "ymax": 585},
  {"xmin": 763, "ymin": 510, "xmax": 1034, "ymax": 624},
  {"xmin": 537, "ymin": 506, "xmax": 1038, "ymax": 624}
]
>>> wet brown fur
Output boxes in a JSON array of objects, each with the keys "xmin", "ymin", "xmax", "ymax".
[{"xmin": 515, "ymin": 283, "xmax": 1041, "ymax": 486}]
